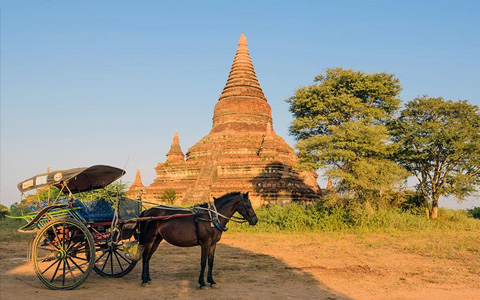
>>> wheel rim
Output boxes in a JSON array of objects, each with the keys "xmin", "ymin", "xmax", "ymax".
[
  {"xmin": 94, "ymin": 238, "xmax": 136, "ymax": 277},
  {"xmin": 34, "ymin": 220, "xmax": 94, "ymax": 289}
]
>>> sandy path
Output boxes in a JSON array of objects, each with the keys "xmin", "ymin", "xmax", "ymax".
[{"xmin": 1, "ymin": 232, "xmax": 479, "ymax": 300}]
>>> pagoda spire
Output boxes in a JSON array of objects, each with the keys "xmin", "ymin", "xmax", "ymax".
[
  {"xmin": 219, "ymin": 34, "xmax": 266, "ymax": 102},
  {"xmin": 212, "ymin": 34, "xmax": 273, "ymax": 133},
  {"xmin": 133, "ymin": 169, "xmax": 144, "ymax": 187},
  {"xmin": 166, "ymin": 130, "xmax": 185, "ymax": 163},
  {"xmin": 126, "ymin": 168, "xmax": 145, "ymax": 199}
]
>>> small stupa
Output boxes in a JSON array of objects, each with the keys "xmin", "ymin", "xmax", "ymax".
[
  {"xmin": 134, "ymin": 34, "xmax": 320, "ymax": 206},
  {"xmin": 126, "ymin": 169, "xmax": 145, "ymax": 199}
]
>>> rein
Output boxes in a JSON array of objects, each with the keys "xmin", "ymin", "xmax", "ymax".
[
  {"xmin": 148, "ymin": 198, "xmax": 250, "ymax": 224},
  {"xmin": 192, "ymin": 205, "xmax": 249, "ymax": 224}
]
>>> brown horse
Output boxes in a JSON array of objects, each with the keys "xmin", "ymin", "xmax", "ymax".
[{"xmin": 138, "ymin": 192, "xmax": 258, "ymax": 288}]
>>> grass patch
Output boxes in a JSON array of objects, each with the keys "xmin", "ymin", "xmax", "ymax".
[{"xmin": 0, "ymin": 218, "xmax": 34, "ymax": 242}]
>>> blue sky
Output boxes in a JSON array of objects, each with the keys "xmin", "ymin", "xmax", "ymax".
[{"xmin": 1, "ymin": 1, "xmax": 479, "ymax": 208}]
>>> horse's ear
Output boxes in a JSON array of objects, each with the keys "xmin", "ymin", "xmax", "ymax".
[{"xmin": 244, "ymin": 192, "xmax": 249, "ymax": 197}]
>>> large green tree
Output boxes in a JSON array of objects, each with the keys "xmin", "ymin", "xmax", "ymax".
[
  {"xmin": 287, "ymin": 68, "xmax": 408, "ymax": 204},
  {"xmin": 391, "ymin": 97, "xmax": 480, "ymax": 219}
]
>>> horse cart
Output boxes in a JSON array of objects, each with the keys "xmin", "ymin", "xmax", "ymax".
[
  {"xmin": 11, "ymin": 165, "xmax": 183, "ymax": 290},
  {"xmin": 11, "ymin": 165, "xmax": 258, "ymax": 290}
]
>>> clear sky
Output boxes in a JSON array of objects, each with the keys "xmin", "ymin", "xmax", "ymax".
[{"xmin": 1, "ymin": 0, "xmax": 479, "ymax": 208}]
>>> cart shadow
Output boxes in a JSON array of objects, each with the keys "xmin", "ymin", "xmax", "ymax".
[{"xmin": 1, "ymin": 241, "xmax": 353, "ymax": 300}]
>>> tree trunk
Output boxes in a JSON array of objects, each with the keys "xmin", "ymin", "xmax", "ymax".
[
  {"xmin": 423, "ymin": 195, "xmax": 430, "ymax": 219},
  {"xmin": 431, "ymin": 197, "xmax": 439, "ymax": 219}
]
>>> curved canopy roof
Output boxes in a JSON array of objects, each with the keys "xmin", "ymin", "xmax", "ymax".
[{"xmin": 17, "ymin": 165, "xmax": 125, "ymax": 194}]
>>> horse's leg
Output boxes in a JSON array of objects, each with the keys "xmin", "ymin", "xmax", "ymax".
[
  {"xmin": 145, "ymin": 234, "xmax": 163, "ymax": 282},
  {"xmin": 198, "ymin": 243, "xmax": 209, "ymax": 289},
  {"xmin": 207, "ymin": 243, "xmax": 217, "ymax": 287},
  {"xmin": 141, "ymin": 223, "xmax": 159, "ymax": 285},
  {"xmin": 141, "ymin": 240, "xmax": 153, "ymax": 285}
]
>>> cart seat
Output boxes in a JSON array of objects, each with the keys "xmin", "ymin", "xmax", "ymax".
[{"xmin": 78, "ymin": 198, "xmax": 114, "ymax": 222}]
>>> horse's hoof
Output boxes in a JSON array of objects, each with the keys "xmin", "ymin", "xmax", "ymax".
[
  {"xmin": 199, "ymin": 285, "xmax": 209, "ymax": 290},
  {"xmin": 210, "ymin": 283, "xmax": 218, "ymax": 288}
]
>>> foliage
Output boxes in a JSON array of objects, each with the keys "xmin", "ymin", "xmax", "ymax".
[
  {"xmin": 468, "ymin": 207, "xmax": 480, "ymax": 219},
  {"xmin": 22, "ymin": 187, "xmax": 61, "ymax": 207},
  {"xmin": 10, "ymin": 182, "xmax": 128, "ymax": 215},
  {"xmin": 76, "ymin": 181, "xmax": 127, "ymax": 203},
  {"xmin": 287, "ymin": 68, "xmax": 402, "ymax": 140},
  {"xmin": 0, "ymin": 204, "xmax": 9, "ymax": 220},
  {"xmin": 391, "ymin": 97, "xmax": 480, "ymax": 219},
  {"xmin": 286, "ymin": 68, "xmax": 407, "ymax": 204},
  {"xmin": 161, "ymin": 189, "xmax": 177, "ymax": 204},
  {"xmin": 397, "ymin": 191, "xmax": 426, "ymax": 215},
  {"xmin": 9, "ymin": 202, "xmax": 24, "ymax": 217},
  {"xmin": 229, "ymin": 203, "xmax": 480, "ymax": 233}
]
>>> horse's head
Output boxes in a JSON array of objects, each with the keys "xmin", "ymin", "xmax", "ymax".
[{"xmin": 235, "ymin": 192, "xmax": 258, "ymax": 226}]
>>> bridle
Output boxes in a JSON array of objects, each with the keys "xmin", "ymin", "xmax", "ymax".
[
  {"xmin": 202, "ymin": 193, "xmax": 256, "ymax": 224},
  {"xmin": 233, "ymin": 193, "xmax": 256, "ymax": 224}
]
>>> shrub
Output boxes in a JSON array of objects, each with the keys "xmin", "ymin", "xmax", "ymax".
[
  {"xmin": 229, "ymin": 202, "xmax": 480, "ymax": 233},
  {"xmin": 469, "ymin": 207, "xmax": 480, "ymax": 219},
  {"xmin": 161, "ymin": 189, "xmax": 177, "ymax": 204}
]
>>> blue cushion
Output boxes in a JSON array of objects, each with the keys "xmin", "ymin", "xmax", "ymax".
[{"xmin": 81, "ymin": 199, "xmax": 114, "ymax": 222}]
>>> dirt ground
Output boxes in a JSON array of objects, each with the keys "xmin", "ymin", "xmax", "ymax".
[{"xmin": 1, "ymin": 232, "xmax": 479, "ymax": 300}]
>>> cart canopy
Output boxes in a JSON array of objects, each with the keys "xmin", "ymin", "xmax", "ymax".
[{"xmin": 17, "ymin": 165, "xmax": 125, "ymax": 194}]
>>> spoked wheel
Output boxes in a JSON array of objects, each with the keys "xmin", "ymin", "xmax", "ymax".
[
  {"xmin": 33, "ymin": 218, "xmax": 95, "ymax": 290},
  {"xmin": 93, "ymin": 235, "xmax": 137, "ymax": 277}
]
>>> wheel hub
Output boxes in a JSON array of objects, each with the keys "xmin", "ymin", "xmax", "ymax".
[{"xmin": 55, "ymin": 248, "xmax": 67, "ymax": 260}]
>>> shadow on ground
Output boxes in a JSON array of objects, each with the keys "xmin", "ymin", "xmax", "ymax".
[{"xmin": 1, "ymin": 239, "xmax": 352, "ymax": 300}]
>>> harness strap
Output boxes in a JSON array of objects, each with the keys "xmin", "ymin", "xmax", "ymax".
[
  {"xmin": 209, "ymin": 202, "xmax": 228, "ymax": 231},
  {"xmin": 194, "ymin": 216, "xmax": 201, "ymax": 245}
]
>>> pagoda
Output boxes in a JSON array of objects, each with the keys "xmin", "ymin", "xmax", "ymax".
[
  {"xmin": 137, "ymin": 34, "xmax": 320, "ymax": 206},
  {"xmin": 126, "ymin": 169, "xmax": 145, "ymax": 199}
]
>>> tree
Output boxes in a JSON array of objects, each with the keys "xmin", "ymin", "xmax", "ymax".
[
  {"xmin": 391, "ymin": 96, "xmax": 480, "ymax": 219},
  {"xmin": 76, "ymin": 182, "xmax": 128, "ymax": 203},
  {"xmin": 468, "ymin": 207, "xmax": 480, "ymax": 219},
  {"xmin": 287, "ymin": 68, "xmax": 408, "ymax": 204},
  {"xmin": 161, "ymin": 189, "xmax": 177, "ymax": 205}
]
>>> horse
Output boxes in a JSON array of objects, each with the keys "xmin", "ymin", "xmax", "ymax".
[{"xmin": 138, "ymin": 192, "xmax": 258, "ymax": 288}]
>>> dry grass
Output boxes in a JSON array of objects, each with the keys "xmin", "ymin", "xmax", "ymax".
[{"xmin": 1, "ymin": 218, "xmax": 479, "ymax": 300}]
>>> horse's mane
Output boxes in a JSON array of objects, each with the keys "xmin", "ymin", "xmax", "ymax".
[{"xmin": 196, "ymin": 192, "xmax": 241, "ymax": 208}]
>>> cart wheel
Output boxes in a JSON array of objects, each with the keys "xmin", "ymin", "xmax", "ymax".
[
  {"xmin": 93, "ymin": 236, "xmax": 137, "ymax": 277},
  {"xmin": 33, "ymin": 218, "xmax": 95, "ymax": 290}
]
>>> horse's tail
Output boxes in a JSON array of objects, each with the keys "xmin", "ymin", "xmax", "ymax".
[
  {"xmin": 137, "ymin": 209, "xmax": 156, "ymax": 244},
  {"xmin": 137, "ymin": 209, "xmax": 147, "ymax": 245}
]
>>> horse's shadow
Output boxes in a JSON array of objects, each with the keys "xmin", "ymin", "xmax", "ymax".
[{"xmin": 2, "ymin": 240, "xmax": 353, "ymax": 300}]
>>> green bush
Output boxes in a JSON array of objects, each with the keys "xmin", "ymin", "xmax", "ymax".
[
  {"xmin": 468, "ymin": 207, "xmax": 480, "ymax": 219},
  {"xmin": 0, "ymin": 204, "xmax": 8, "ymax": 220},
  {"xmin": 229, "ymin": 203, "xmax": 480, "ymax": 233},
  {"xmin": 161, "ymin": 189, "xmax": 177, "ymax": 205}
]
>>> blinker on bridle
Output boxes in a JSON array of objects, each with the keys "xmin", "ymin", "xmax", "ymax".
[{"xmin": 239, "ymin": 193, "xmax": 255, "ymax": 223}]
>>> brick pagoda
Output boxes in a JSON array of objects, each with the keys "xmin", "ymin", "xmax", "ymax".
[{"xmin": 129, "ymin": 34, "xmax": 320, "ymax": 206}]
